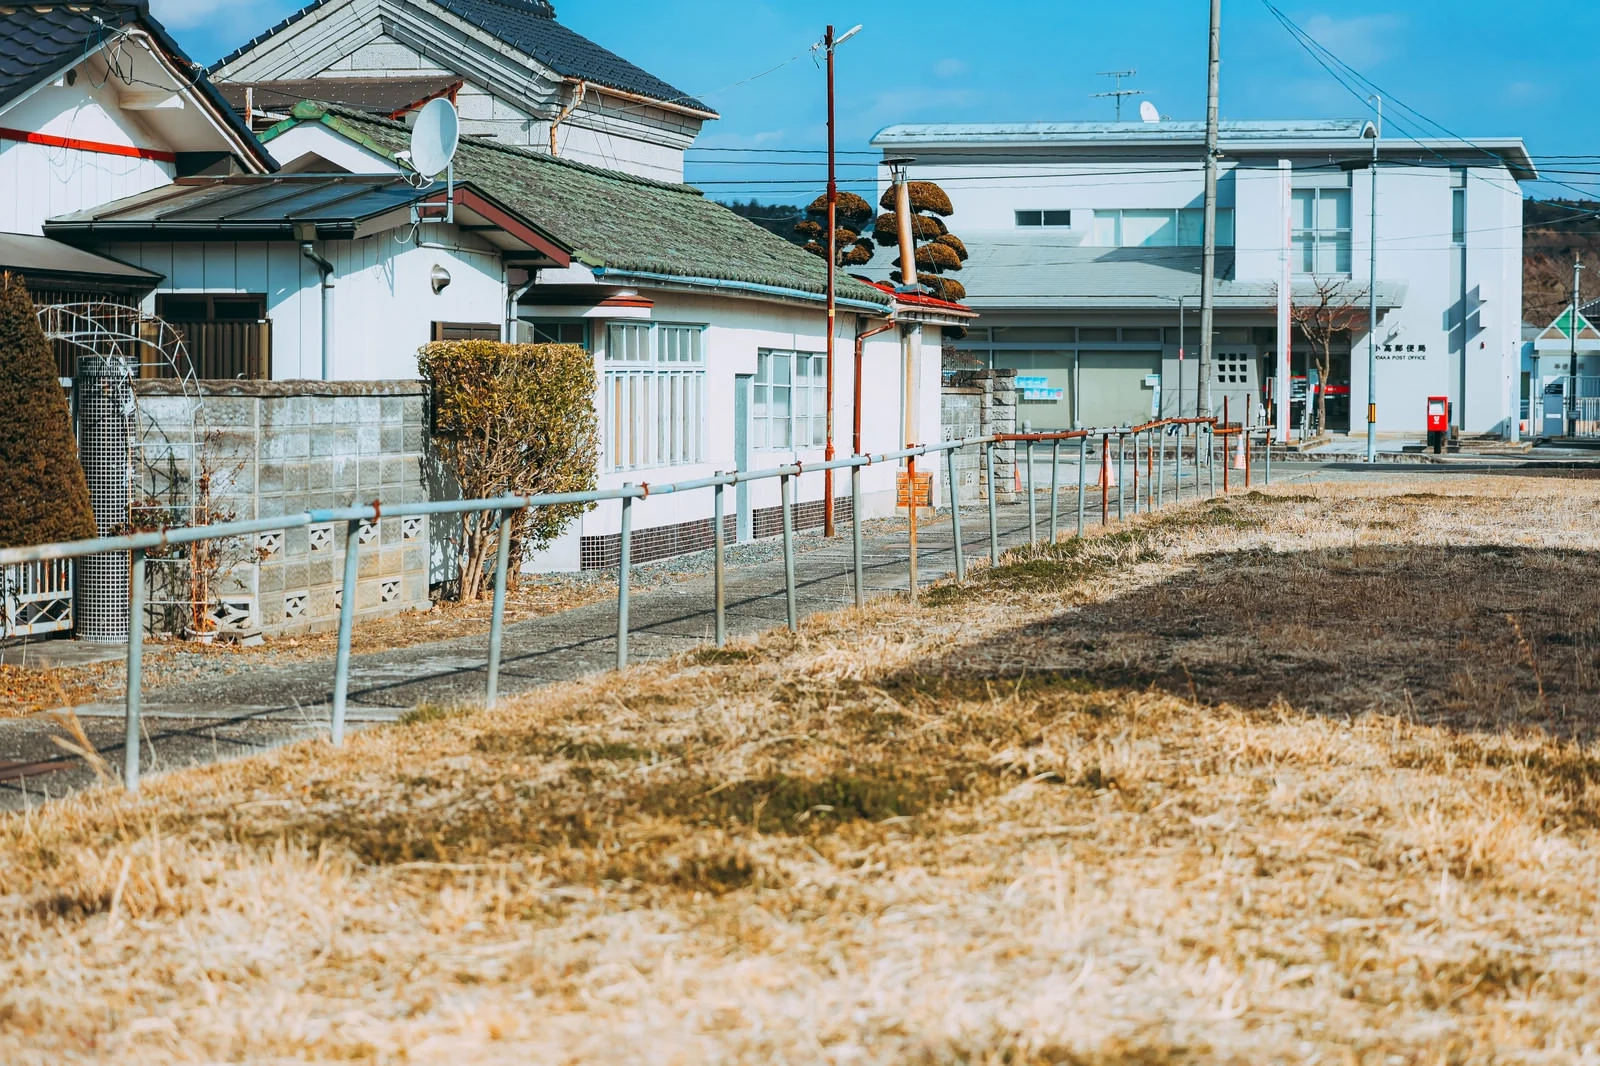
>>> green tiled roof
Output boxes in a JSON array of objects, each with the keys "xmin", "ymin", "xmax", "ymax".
[{"xmin": 265, "ymin": 103, "xmax": 889, "ymax": 308}]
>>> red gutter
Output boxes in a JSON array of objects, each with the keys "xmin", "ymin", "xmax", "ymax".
[{"xmin": 0, "ymin": 127, "xmax": 178, "ymax": 164}]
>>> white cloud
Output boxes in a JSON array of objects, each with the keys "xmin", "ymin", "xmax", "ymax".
[
  {"xmin": 933, "ymin": 58, "xmax": 968, "ymax": 79},
  {"xmin": 149, "ymin": 0, "xmax": 234, "ymax": 31},
  {"xmin": 1301, "ymin": 12, "xmax": 1406, "ymax": 70}
]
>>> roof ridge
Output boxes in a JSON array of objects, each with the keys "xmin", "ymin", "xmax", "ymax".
[{"xmin": 311, "ymin": 103, "xmax": 706, "ymax": 196}]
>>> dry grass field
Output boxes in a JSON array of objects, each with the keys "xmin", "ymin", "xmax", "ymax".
[{"xmin": 4, "ymin": 476, "xmax": 1600, "ymax": 1064}]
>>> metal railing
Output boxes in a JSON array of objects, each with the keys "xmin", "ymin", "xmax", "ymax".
[{"xmin": 0, "ymin": 418, "xmax": 1279, "ymax": 792}]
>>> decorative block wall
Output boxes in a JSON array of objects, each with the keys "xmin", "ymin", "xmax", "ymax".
[{"xmin": 133, "ymin": 380, "xmax": 431, "ymax": 637}]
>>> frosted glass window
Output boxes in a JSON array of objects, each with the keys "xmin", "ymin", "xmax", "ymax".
[
  {"xmin": 603, "ymin": 323, "xmax": 707, "ymax": 470},
  {"xmin": 1121, "ymin": 209, "xmax": 1176, "ymax": 247},
  {"xmin": 753, "ymin": 351, "xmax": 825, "ymax": 451},
  {"xmin": 1093, "ymin": 212, "xmax": 1119, "ymax": 247}
]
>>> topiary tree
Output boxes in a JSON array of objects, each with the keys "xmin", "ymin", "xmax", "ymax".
[
  {"xmin": 796, "ymin": 191, "xmax": 877, "ymax": 267},
  {"xmin": 418, "ymin": 340, "xmax": 598, "ymax": 601},
  {"xmin": 875, "ymin": 180, "xmax": 969, "ymax": 302},
  {"xmin": 0, "ymin": 273, "xmax": 95, "ymax": 549}
]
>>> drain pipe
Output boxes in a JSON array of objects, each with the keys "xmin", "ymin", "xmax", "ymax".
[
  {"xmin": 854, "ymin": 318, "xmax": 895, "ymax": 455},
  {"xmin": 300, "ymin": 240, "xmax": 336, "ymax": 380},
  {"xmin": 506, "ymin": 268, "xmax": 538, "ymax": 342}
]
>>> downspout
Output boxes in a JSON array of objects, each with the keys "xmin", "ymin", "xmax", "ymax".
[
  {"xmin": 506, "ymin": 269, "xmax": 538, "ymax": 342},
  {"xmin": 301, "ymin": 241, "xmax": 336, "ymax": 381},
  {"xmin": 550, "ymin": 80, "xmax": 587, "ymax": 157}
]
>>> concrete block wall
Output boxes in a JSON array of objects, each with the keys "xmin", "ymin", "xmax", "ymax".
[
  {"xmin": 945, "ymin": 369, "xmax": 1017, "ymax": 502},
  {"xmin": 134, "ymin": 380, "xmax": 431, "ymax": 638}
]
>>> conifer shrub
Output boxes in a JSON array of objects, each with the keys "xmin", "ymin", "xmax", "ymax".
[{"xmin": 0, "ymin": 273, "xmax": 96, "ymax": 549}]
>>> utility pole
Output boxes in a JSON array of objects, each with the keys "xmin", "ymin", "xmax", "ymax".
[
  {"xmin": 1091, "ymin": 70, "xmax": 1144, "ymax": 122},
  {"xmin": 1364, "ymin": 96, "xmax": 1380, "ymax": 463},
  {"xmin": 1197, "ymin": 0, "xmax": 1221, "ymax": 419},
  {"xmin": 823, "ymin": 24, "xmax": 838, "ymax": 537},
  {"xmin": 820, "ymin": 24, "xmax": 861, "ymax": 538},
  {"xmin": 1570, "ymin": 254, "xmax": 1583, "ymax": 438}
]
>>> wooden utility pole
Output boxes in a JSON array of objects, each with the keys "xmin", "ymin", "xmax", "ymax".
[
  {"xmin": 1198, "ymin": 0, "xmax": 1221, "ymax": 418},
  {"xmin": 1571, "ymin": 254, "xmax": 1583, "ymax": 437}
]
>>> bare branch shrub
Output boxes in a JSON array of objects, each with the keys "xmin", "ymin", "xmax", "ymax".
[
  {"xmin": 1287, "ymin": 277, "xmax": 1369, "ymax": 435},
  {"xmin": 419, "ymin": 340, "xmax": 597, "ymax": 602}
]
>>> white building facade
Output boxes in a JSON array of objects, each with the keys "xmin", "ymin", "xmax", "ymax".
[{"xmin": 873, "ymin": 121, "xmax": 1534, "ymax": 437}]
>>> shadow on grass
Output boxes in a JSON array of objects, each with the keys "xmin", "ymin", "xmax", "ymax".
[{"xmin": 910, "ymin": 539, "xmax": 1600, "ymax": 741}]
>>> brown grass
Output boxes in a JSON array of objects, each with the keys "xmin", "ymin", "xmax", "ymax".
[{"xmin": 4, "ymin": 476, "xmax": 1600, "ymax": 1063}]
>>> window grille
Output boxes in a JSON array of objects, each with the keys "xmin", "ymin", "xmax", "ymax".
[{"xmin": 604, "ymin": 323, "xmax": 706, "ymax": 471}]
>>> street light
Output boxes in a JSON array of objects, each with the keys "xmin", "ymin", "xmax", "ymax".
[{"xmin": 1364, "ymin": 96, "xmax": 1380, "ymax": 463}]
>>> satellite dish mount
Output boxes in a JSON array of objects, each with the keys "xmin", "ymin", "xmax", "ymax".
[{"xmin": 403, "ymin": 97, "xmax": 461, "ymax": 226}]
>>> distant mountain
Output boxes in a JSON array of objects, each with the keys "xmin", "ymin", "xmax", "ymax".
[
  {"xmin": 720, "ymin": 200, "xmax": 806, "ymax": 245},
  {"xmin": 1525, "ymin": 198, "xmax": 1600, "ymax": 325}
]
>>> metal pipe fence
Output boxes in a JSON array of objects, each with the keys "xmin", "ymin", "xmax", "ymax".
[{"xmin": 2, "ymin": 419, "xmax": 1236, "ymax": 792}]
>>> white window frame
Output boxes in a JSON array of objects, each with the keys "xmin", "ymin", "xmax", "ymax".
[
  {"xmin": 1091, "ymin": 208, "xmax": 1235, "ymax": 248},
  {"xmin": 603, "ymin": 323, "xmax": 707, "ymax": 472},
  {"xmin": 753, "ymin": 349, "xmax": 827, "ymax": 452},
  {"xmin": 1291, "ymin": 188, "xmax": 1353, "ymax": 276}
]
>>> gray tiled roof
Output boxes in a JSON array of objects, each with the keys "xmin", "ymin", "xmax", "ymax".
[
  {"xmin": 267, "ymin": 104, "xmax": 887, "ymax": 307},
  {"xmin": 213, "ymin": 0, "xmax": 712, "ymax": 116}
]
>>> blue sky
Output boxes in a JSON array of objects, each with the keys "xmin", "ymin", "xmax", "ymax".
[{"xmin": 154, "ymin": 0, "xmax": 1595, "ymax": 202}]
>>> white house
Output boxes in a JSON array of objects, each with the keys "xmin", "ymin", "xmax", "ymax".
[
  {"xmin": 250, "ymin": 104, "xmax": 960, "ymax": 571},
  {"xmin": 871, "ymin": 120, "xmax": 1535, "ymax": 438},
  {"xmin": 210, "ymin": 0, "xmax": 715, "ymax": 183},
  {"xmin": 0, "ymin": 1, "xmax": 275, "ymax": 307}
]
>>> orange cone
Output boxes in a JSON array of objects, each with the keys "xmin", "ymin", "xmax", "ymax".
[{"xmin": 1233, "ymin": 432, "xmax": 1246, "ymax": 470}]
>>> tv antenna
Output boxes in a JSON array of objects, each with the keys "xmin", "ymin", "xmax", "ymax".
[
  {"xmin": 398, "ymin": 97, "xmax": 460, "ymax": 224},
  {"xmin": 1091, "ymin": 69, "xmax": 1144, "ymax": 122}
]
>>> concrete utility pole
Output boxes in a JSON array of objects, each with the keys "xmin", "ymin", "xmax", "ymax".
[
  {"xmin": 1364, "ymin": 96, "xmax": 1380, "ymax": 463},
  {"xmin": 1198, "ymin": 0, "xmax": 1221, "ymax": 419},
  {"xmin": 1571, "ymin": 254, "xmax": 1584, "ymax": 437}
]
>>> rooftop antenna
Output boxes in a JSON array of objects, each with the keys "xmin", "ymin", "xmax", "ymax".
[
  {"xmin": 1091, "ymin": 69, "xmax": 1144, "ymax": 122},
  {"xmin": 1139, "ymin": 100, "xmax": 1160, "ymax": 124},
  {"xmin": 403, "ymin": 97, "xmax": 460, "ymax": 225}
]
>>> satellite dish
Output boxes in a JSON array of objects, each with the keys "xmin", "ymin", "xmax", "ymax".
[
  {"xmin": 409, "ymin": 98, "xmax": 460, "ymax": 181},
  {"xmin": 1139, "ymin": 100, "xmax": 1160, "ymax": 124}
]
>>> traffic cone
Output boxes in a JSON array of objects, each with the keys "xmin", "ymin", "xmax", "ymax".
[
  {"xmin": 1100, "ymin": 455, "xmax": 1117, "ymax": 488},
  {"xmin": 1233, "ymin": 433, "xmax": 1246, "ymax": 470}
]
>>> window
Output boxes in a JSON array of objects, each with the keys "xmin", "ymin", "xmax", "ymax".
[
  {"xmin": 753, "ymin": 350, "xmax": 826, "ymax": 450},
  {"xmin": 156, "ymin": 293, "xmax": 271, "ymax": 379},
  {"xmin": 527, "ymin": 320, "xmax": 589, "ymax": 347},
  {"xmin": 1089, "ymin": 209, "xmax": 1234, "ymax": 247},
  {"xmin": 1291, "ymin": 188, "xmax": 1352, "ymax": 274},
  {"xmin": 1015, "ymin": 210, "xmax": 1072, "ymax": 228},
  {"xmin": 432, "ymin": 322, "xmax": 500, "ymax": 341},
  {"xmin": 1452, "ymin": 189, "xmax": 1466, "ymax": 246},
  {"xmin": 603, "ymin": 323, "xmax": 706, "ymax": 471}
]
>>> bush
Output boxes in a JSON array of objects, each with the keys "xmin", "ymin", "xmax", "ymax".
[
  {"xmin": 418, "ymin": 340, "xmax": 597, "ymax": 601},
  {"xmin": 0, "ymin": 273, "xmax": 95, "ymax": 549}
]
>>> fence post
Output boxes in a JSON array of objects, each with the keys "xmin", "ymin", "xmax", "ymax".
[
  {"xmin": 1101, "ymin": 434, "xmax": 1111, "ymax": 526},
  {"xmin": 946, "ymin": 445, "xmax": 965, "ymax": 583},
  {"xmin": 485, "ymin": 506, "xmax": 514, "ymax": 710},
  {"xmin": 851, "ymin": 463, "xmax": 864, "ymax": 608},
  {"xmin": 1131, "ymin": 431, "xmax": 1140, "ymax": 516},
  {"xmin": 1265, "ymin": 432, "xmax": 1272, "ymax": 485},
  {"xmin": 1147, "ymin": 429, "xmax": 1155, "ymax": 511},
  {"xmin": 714, "ymin": 478, "xmax": 728, "ymax": 644},
  {"xmin": 330, "ymin": 518, "xmax": 361, "ymax": 747},
  {"xmin": 617, "ymin": 493, "xmax": 632, "ymax": 669},
  {"xmin": 1117, "ymin": 433, "xmax": 1127, "ymax": 522},
  {"xmin": 1049, "ymin": 438, "xmax": 1061, "ymax": 542},
  {"xmin": 1076, "ymin": 434, "xmax": 1087, "ymax": 537},
  {"xmin": 1193, "ymin": 426, "xmax": 1203, "ymax": 500},
  {"xmin": 781, "ymin": 473, "xmax": 798, "ymax": 629},
  {"xmin": 985, "ymin": 441, "xmax": 999, "ymax": 567},
  {"xmin": 1025, "ymin": 440, "xmax": 1037, "ymax": 545},
  {"xmin": 1208, "ymin": 426, "xmax": 1217, "ymax": 498},
  {"xmin": 123, "ymin": 548, "xmax": 146, "ymax": 791}
]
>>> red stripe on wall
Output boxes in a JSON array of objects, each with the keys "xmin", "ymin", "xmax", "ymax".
[{"xmin": 0, "ymin": 127, "xmax": 178, "ymax": 164}]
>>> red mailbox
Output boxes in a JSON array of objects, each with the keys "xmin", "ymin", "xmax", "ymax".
[{"xmin": 1426, "ymin": 396, "xmax": 1450, "ymax": 453}]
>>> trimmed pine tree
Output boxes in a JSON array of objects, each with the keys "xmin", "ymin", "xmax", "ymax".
[{"xmin": 0, "ymin": 273, "xmax": 96, "ymax": 549}]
